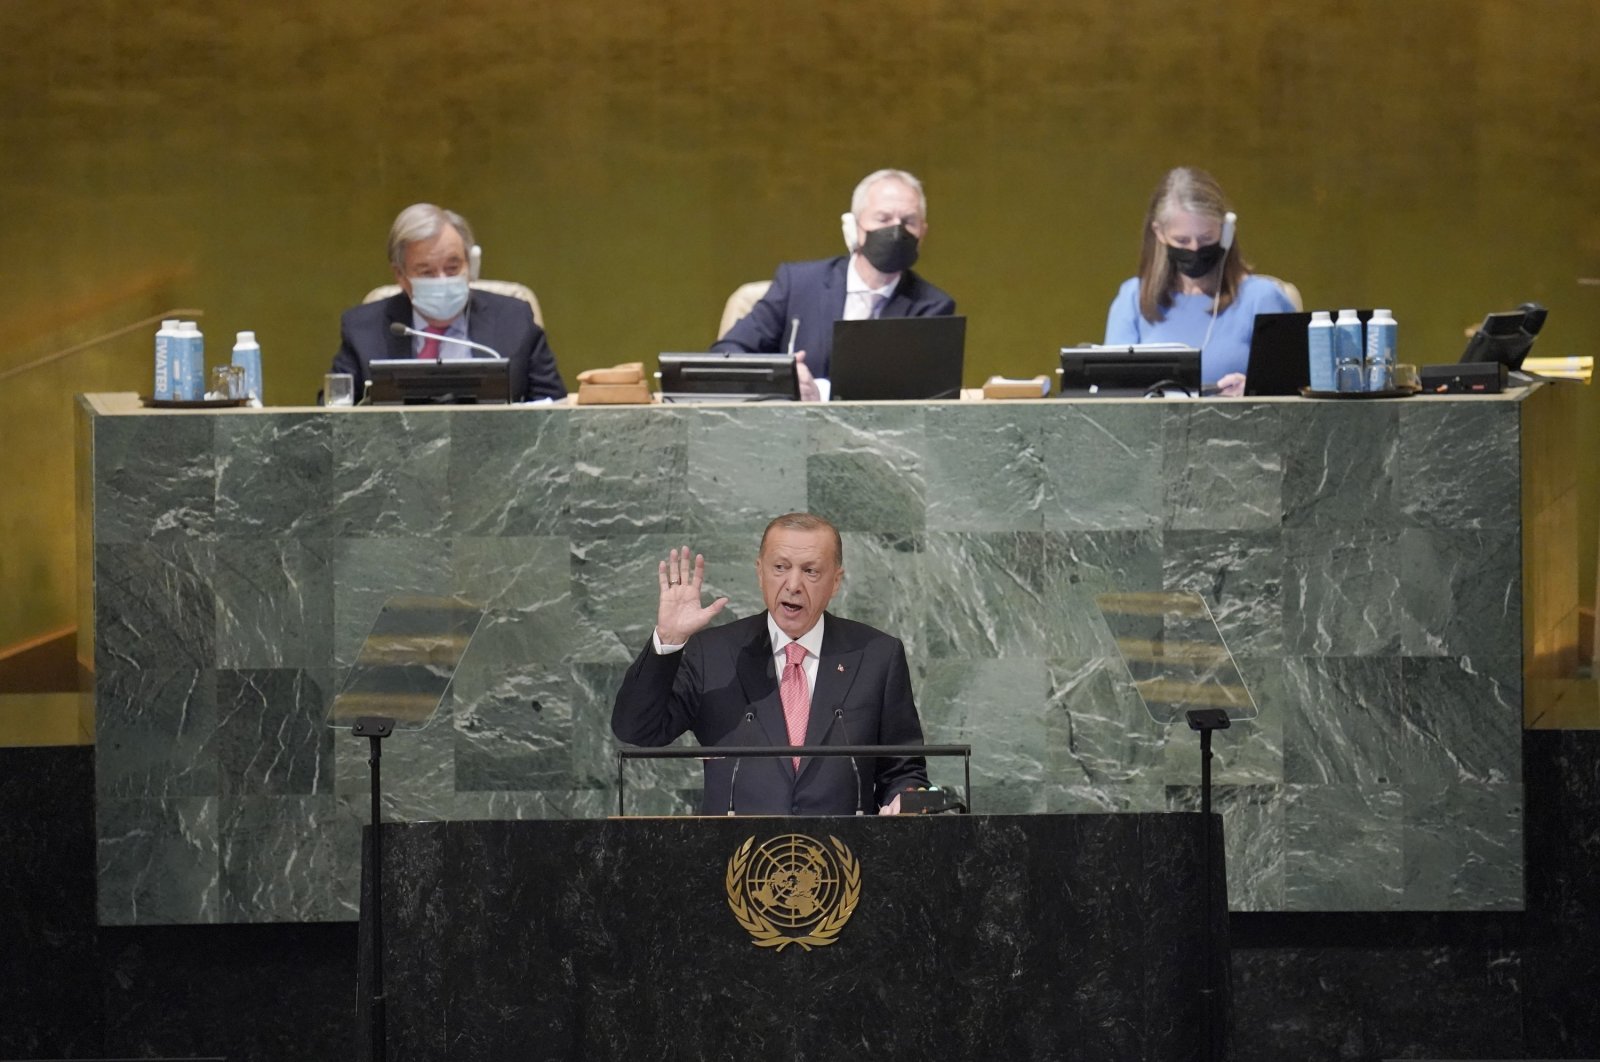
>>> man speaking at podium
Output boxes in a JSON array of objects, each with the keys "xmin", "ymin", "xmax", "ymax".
[{"xmin": 611, "ymin": 513, "xmax": 928, "ymax": 815}]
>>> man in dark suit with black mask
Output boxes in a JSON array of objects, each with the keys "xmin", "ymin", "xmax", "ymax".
[
  {"xmin": 611, "ymin": 512, "xmax": 929, "ymax": 815},
  {"xmin": 712, "ymin": 169, "xmax": 956, "ymax": 401},
  {"xmin": 331, "ymin": 203, "xmax": 567, "ymax": 403}
]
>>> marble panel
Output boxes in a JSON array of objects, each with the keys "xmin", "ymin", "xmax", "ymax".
[
  {"xmin": 830, "ymin": 532, "xmax": 927, "ymax": 662},
  {"xmin": 97, "ymin": 796, "xmax": 220, "ymax": 925},
  {"xmin": 925, "ymin": 403, "xmax": 1046, "ymax": 531},
  {"xmin": 1282, "ymin": 528, "xmax": 1403, "ymax": 656},
  {"xmin": 1398, "ymin": 401, "xmax": 1520, "ymax": 530},
  {"xmin": 805, "ymin": 405, "xmax": 926, "ymax": 531},
  {"xmin": 681, "ymin": 404, "xmax": 810, "ymax": 532},
  {"xmin": 94, "ymin": 539, "xmax": 216, "ymax": 671},
  {"xmin": 1281, "ymin": 402, "xmax": 1399, "ymax": 528},
  {"xmin": 333, "ymin": 702, "xmax": 456, "ymax": 815},
  {"xmin": 1398, "ymin": 655, "xmax": 1521, "ymax": 787},
  {"xmin": 94, "ymin": 669, "xmax": 218, "ymax": 799},
  {"xmin": 1042, "ymin": 402, "xmax": 1167, "ymax": 530},
  {"xmin": 566, "ymin": 406, "xmax": 688, "ymax": 535},
  {"xmin": 215, "ymin": 668, "xmax": 335, "ymax": 796},
  {"xmin": 219, "ymin": 794, "xmax": 362, "ymax": 922},
  {"xmin": 446, "ymin": 406, "xmax": 571, "ymax": 536},
  {"xmin": 1162, "ymin": 402, "xmax": 1284, "ymax": 530},
  {"xmin": 1162, "ymin": 529, "xmax": 1285, "ymax": 657},
  {"xmin": 452, "ymin": 664, "xmax": 577, "ymax": 792},
  {"xmin": 1398, "ymin": 527, "xmax": 1521, "ymax": 657},
  {"xmin": 1283, "ymin": 784, "xmax": 1404, "ymax": 911},
  {"xmin": 922, "ymin": 530, "xmax": 1162, "ymax": 659},
  {"xmin": 453, "ymin": 535, "xmax": 620, "ymax": 667},
  {"xmin": 330, "ymin": 537, "xmax": 453, "ymax": 666},
  {"xmin": 328, "ymin": 410, "xmax": 451, "ymax": 537},
  {"xmin": 215, "ymin": 412, "xmax": 335, "ymax": 537},
  {"xmin": 1155, "ymin": 655, "xmax": 1286, "ymax": 787},
  {"xmin": 1044, "ymin": 654, "xmax": 1168, "ymax": 786},
  {"xmin": 93, "ymin": 412, "xmax": 217, "ymax": 544},
  {"xmin": 212, "ymin": 537, "xmax": 334, "ymax": 669},
  {"xmin": 1281, "ymin": 655, "xmax": 1404, "ymax": 785},
  {"xmin": 918, "ymin": 657, "xmax": 1050, "ymax": 790},
  {"xmin": 1401, "ymin": 781, "xmax": 1523, "ymax": 910}
]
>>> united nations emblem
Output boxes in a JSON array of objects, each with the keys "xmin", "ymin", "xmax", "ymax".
[{"xmin": 725, "ymin": 834, "xmax": 861, "ymax": 951}]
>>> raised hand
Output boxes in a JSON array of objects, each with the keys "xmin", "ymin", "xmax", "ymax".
[{"xmin": 656, "ymin": 546, "xmax": 729, "ymax": 645}]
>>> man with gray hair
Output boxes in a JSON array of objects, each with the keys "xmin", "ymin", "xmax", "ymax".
[
  {"xmin": 332, "ymin": 203, "xmax": 567, "ymax": 402},
  {"xmin": 712, "ymin": 169, "xmax": 956, "ymax": 400}
]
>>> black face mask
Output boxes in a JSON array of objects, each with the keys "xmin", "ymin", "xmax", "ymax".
[
  {"xmin": 1166, "ymin": 242, "xmax": 1226, "ymax": 279},
  {"xmin": 860, "ymin": 223, "xmax": 920, "ymax": 275}
]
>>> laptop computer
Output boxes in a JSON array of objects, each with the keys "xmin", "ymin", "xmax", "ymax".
[
  {"xmin": 828, "ymin": 316, "xmax": 967, "ymax": 401},
  {"xmin": 1244, "ymin": 310, "xmax": 1374, "ymax": 396}
]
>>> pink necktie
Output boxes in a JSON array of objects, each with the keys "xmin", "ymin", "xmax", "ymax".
[
  {"xmin": 780, "ymin": 642, "xmax": 809, "ymax": 771},
  {"xmin": 418, "ymin": 325, "xmax": 447, "ymax": 361}
]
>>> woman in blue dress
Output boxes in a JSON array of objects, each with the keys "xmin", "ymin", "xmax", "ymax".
[{"xmin": 1104, "ymin": 167, "xmax": 1294, "ymax": 396}]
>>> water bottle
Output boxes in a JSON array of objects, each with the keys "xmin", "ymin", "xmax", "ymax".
[
  {"xmin": 231, "ymin": 330, "xmax": 263, "ymax": 406},
  {"xmin": 1334, "ymin": 309, "xmax": 1363, "ymax": 393},
  {"xmin": 173, "ymin": 321, "xmax": 205, "ymax": 401},
  {"xmin": 1306, "ymin": 311, "xmax": 1335, "ymax": 392},
  {"xmin": 1364, "ymin": 309, "xmax": 1397, "ymax": 392},
  {"xmin": 153, "ymin": 318, "xmax": 181, "ymax": 400}
]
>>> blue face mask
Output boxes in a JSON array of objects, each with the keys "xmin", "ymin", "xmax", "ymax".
[{"xmin": 409, "ymin": 274, "xmax": 470, "ymax": 321}]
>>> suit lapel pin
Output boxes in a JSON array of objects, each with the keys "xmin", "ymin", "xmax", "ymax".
[{"xmin": 836, "ymin": 664, "xmax": 845, "ymax": 672}]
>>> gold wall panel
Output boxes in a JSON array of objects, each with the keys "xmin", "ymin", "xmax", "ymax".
[{"xmin": 2, "ymin": 0, "xmax": 1597, "ymax": 652}]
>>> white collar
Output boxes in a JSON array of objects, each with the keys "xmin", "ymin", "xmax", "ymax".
[
  {"xmin": 846, "ymin": 254, "xmax": 899, "ymax": 299},
  {"xmin": 767, "ymin": 613, "xmax": 825, "ymax": 660}
]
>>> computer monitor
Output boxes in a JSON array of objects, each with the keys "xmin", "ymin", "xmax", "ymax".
[
  {"xmin": 829, "ymin": 316, "xmax": 967, "ymax": 401},
  {"xmin": 1058, "ymin": 345, "xmax": 1202, "ymax": 397},
  {"xmin": 1460, "ymin": 303, "xmax": 1547, "ymax": 370},
  {"xmin": 657, "ymin": 353, "xmax": 799, "ymax": 403},
  {"xmin": 367, "ymin": 359, "xmax": 513, "ymax": 405}
]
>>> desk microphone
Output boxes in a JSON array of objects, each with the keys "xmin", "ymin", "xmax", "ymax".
[
  {"xmin": 388, "ymin": 321, "xmax": 504, "ymax": 360},
  {"xmin": 831, "ymin": 708, "xmax": 865, "ymax": 816},
  {"xmin": 726, "ymin": 712, "xmax": 757, "ymax": 816}
]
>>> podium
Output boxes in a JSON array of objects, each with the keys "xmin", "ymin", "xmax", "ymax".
[{"xmin": 358, "ymin": 813, "xmax": 1228, "ymax": 1061}]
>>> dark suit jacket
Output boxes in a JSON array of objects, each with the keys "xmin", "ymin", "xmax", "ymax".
[
  {"xmin": 331, "ymin": 290, "xmax": 567, "ymax": 402},
  {"xmin": 611, "ymin": 612, "xmax": 930, "ymax": 816},
  {"xmin": 711, "ymin": 255, "xmax": 956, "ymax": 380}
]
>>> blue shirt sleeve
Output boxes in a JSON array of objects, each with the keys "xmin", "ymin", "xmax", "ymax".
[{"xmin": 1104, "ymin": 278, "xmax": 1143, "ymax": 344}]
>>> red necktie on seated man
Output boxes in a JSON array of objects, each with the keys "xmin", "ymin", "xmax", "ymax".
[
  {"xmin": 780, "ymin": 642, "xmax": 809, "ymax": 772},
  {"xmin": 418, "ymin": 324, "xmax": 447, "ymax": 361}
]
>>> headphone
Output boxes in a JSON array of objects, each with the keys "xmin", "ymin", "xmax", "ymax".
[
  {"xmin": 1220, "ymin": 211, "xmax": 1237, "ymax": 252},
  {"xmin": 469, "ymin": 244, "xmax": 483, "ymax": 282},
  {"xmin": 840, "ymin": 212, "xmax": 860, "ymax": 254}
]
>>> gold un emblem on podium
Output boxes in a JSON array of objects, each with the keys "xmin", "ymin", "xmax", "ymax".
[{"xmin": 725, "ymin": 834, "xmax": 861, "ymax": 952}]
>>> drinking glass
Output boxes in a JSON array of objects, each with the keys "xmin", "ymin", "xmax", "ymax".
[{"xmin": 324, "ymin": 373, "xmax": 355, "ymax": 407}]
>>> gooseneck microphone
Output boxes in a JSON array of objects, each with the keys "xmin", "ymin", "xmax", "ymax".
[
  {"xmin": 726, "ymin": 712, "xmax": 757, "ymax": 816},
  {"xmin": 388, "ymin": 321, "xmax": 504, "ymax": 360},
  {"xmin": 832, "ymin": 708, "xmax": 865, "ymax": 816}
]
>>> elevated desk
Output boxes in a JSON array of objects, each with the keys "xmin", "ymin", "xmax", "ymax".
[{"xmin": 75, "ymin": 386, "xmax": 1581, "ymax": 924}]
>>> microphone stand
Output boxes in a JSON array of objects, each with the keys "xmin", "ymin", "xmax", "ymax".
[
  {"xmin": 352, "ymin": 715, "xmax": 395, "ymax": 1062},
  {"xmin": 1186, "ymin": 707, "xmax": 1230, "ymax": 1062}
]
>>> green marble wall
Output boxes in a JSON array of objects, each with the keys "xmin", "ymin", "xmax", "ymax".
[{"xmin": 84, "ymin": 395, "xmax": 1527, "ymax": 924}]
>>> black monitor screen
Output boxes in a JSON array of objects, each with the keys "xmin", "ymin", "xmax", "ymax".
[
  {"xmin": 1058, "ymin": 346, "xmax": 1202, "ymax": 397},
  {"xmin": 367, "ymin": 359, "xmax": 512, "ymax": 405},
  {"xmin": 657, "ymin": 353, "xmax": 799, "ymax": 403}
]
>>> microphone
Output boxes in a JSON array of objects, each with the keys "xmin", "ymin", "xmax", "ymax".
[
  {"xmin": 831, "ymin": 708, "xmax": 865, "ymax": 816},
  {"xmin": 388, "ymin": 321, "xmax": 504, "ymax": 360},
  {"xmin": 726, "ymin": 711, "xmax": 757, "ymax": 816}
]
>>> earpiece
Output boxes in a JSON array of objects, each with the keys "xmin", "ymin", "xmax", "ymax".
[
  {"xmin": 469, "ymin": 244, "xmax": 483, "ymax": 282},
  {"xmin": 840, "ymin": 212, "xmax": 859, "ymax": 254},
  {"xmin": 1220, "ymin": 212, "xmax": 1237, "ymax": 252}
]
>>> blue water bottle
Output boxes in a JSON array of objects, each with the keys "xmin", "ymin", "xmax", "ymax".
[
  {"xmin": 153, "ymin": 318, "xmax": 180, "ymax": 400},
  {"xmin": 173, "ymin": 321, "xmax": 205, "ymax": 400},
  {"xmin": 1306, "ymin": 311, "xmax": 1335, "ymax": 392},
  {"xmin": 1333, "ymin": 309, "xmax": 1363, "ymax": 393},
  {"xmin": 1364, "ymin": 309, "xmax": 1397, "ymax": 391},
  {"xmin": 232, "ymin": 330, "xmax": 263, "ymax": 406}
]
